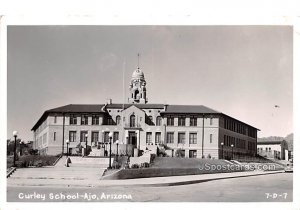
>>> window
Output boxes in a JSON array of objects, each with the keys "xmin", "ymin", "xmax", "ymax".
[
  {"xmin": 149, "ymin": 116, "xmax": 153, "ymax": 124},
  {"xmin": 178, "ymin": 132, "xmax": 185, "ymax": 144},
  {"xmin": 116, "ymin": 115, "xmax": 121, "ymax": 125},
  {"xmin": 104, "ymin": 132, "xmax": 109, "ymax": 143},
  {"xmin": 70, "ymin": 115, "xmax": 77, "ymax": 125},
  {"xmin": 189, "ymin": 150, "xmax": 197, "ymax": 158},
  {"xmin": 210, "ymin": 134, "xmax": 213, "ymax": 143},
  {"xmin": 113, "ymin": 132, "xmax": 119, "ymax": 143},
  {"xmin": 178, "ymin": 117, "xmax": 186, "ymax": 126},
  {"xmin": 42, "ymin": 134, "xmax": 46, "ymax": 144},
  {"xmin": 80, "ymin": 131, "xmax": 88, "ymax": 142},
  {"xmin": 54, "ymin": 116, "xmax": 57, "ymax": 123},
  {"xmin": 107, "ymin": 116, "xmax": 113, "ymax": 125},
  {"xmin": 53, "ymin": 132, "xmax": 56, "ymax": 141},
  {"xmin": 146, "ymin": 132, "xmax": 152, "ymax": 144},
  {"xmin": 189, "ymin": 133, "xmax": 197, "ymax": 144},
  {"xmin": 147, "ymin": 116, "xmax": 154, "ymax": 125},
  {"xmin": 167, "ymin": 116, "xmax": 174, "ymax": 126},
  {"xmin": 231, "ymin": 137, "xmax": 235, "ymax": 145},
  {"xmin": 210, "ymin": 117, "xmax": 213, "ymax": 125},
  {"xmin": 248, "ymin": 142, "xmax": 255, "ymax": 151},
  {"xmin": 92, "ymin": 115, "xmax": 99, "ymax": 125},
  {"xmin": 130, "ymin": 114, "xmax": 136, "ymax": 127},
  {"xmin": 81, "ymin": 115, "xmax": 88, "ymax": 125},
  {"xmin": 155, "ymin": 132, "xmax": 161, "ymax": 144},
  {"xmin": 236, "ymin": 139, "xmax": 246, "ymax": 149},
  {"xmin": 224, "ymin": 135, "xmax": 229, "ymax": 146},
  {"xmin": 156, "ymin": 116, "xmax": 162, "ymax": 126},
  {"xmin": 166, "ymin": 132, "xmax": 174, "ymax": 143},
  {"xmin": 190, "ymin": 116, "xmax": 197, "ymax": 126},
  {"xmin": 91, "ymin": 131, "xmax": 99, "ymax": 142},
  {"xmin": 69, "ymin": 131, "xmax": 76, "ymax": 142}
]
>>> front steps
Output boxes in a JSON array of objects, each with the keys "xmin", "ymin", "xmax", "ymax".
[{"xmin": 8, "ymin": 156, "xmax": 112, "ymax": 183}]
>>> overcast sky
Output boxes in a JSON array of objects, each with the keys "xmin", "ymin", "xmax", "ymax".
[{"xmin": 7, "ymin": 26, "xmax": 293, "ymax": 141}]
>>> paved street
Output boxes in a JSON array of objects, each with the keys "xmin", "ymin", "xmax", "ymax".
[{"xmin": 7, "ymin": 173, "xmax": 292, "ymax": 202}]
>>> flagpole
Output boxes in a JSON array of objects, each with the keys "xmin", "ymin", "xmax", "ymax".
[
  {"xmin": 123, "ymin": 60, "xmax": 125, "ymax": 111},
  {"xmin": 122, "ymin": 60, "xmax": 126, "ymax": 144}
]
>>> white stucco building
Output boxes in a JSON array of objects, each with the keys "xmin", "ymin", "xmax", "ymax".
[{"xmin": 32, "ymin": 67, "xmax": 259, "ymax": 159}]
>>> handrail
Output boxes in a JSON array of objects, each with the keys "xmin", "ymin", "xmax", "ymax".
[
  {"xmin": 52, "ymin": 154, "xmax": 63, "ymax": 166},
  {"xmin": 7, "ymin": 167, "xmax": 16, "ymax": 178}
]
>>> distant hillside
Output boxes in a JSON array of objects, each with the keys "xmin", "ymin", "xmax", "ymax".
[
  {"xmin": 285, "ymin": 133, "xmax": 293, "ymax": 151},
  {"xmin": 258, "ymin": 133, "xmax": 293, "ymax": 151}
]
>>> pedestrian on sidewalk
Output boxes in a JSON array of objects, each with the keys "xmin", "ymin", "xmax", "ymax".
[{"xmin": 65, "ymin": 157, "xmax": 71, "ymax": 167}]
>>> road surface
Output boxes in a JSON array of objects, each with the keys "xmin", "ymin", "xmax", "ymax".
[{"xmin": 7, "ymin": 173, "xmax": 292, "ymax": 202}]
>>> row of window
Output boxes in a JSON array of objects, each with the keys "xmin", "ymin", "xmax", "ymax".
[
  {"xmin": 166, "ymin": 132, "xmax": 211, "ymax": 144},
  {"xmin": 36, "ymin": 120, "xmax": 47, "ymax": 135},
  {"xmin": 224, "ymin": 118, "xmax": 257, "ymax": 138},
  {"xmin": 146, "ymin": 132, "xmax": 162, "ymax": 144},
  {"xmin": 248, "ymin": 141, "xmax": 256, "ymax": 151},
  {"xmin": 67, "ymin": 115, "xmax": 215, "ymax": 127},
  {"xmin": 36, "ymin": 133, "xmax": 47, "ymax": 147},
  {"xmin": 68, "ymin": 131, "xmax": 120, "ymax": 143},
  {"xmin": 62, "ymin": 131, "xmax": 214, "ymax": 145},
  {"xmin": 258, "ymin": 147, "xmax": 273, "ymax": 151},
  {"xmin": 69, "ymin": 114, "xmax": 160, "ymax": 126},
  {"xmin": 166, "ymin": 116, "xmax": 213, "ymax": 126},
  {"xmin": 69, "ymin": 115, "xmax": 101, "ymax": 125},
  {"xmin": 223, "ymin": 135, "xmax": 247, "ymax": 149}
]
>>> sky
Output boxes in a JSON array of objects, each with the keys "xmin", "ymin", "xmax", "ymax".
[{"xmin": 7, "ymin": 25, "xmax": 293, "ymax": 141}]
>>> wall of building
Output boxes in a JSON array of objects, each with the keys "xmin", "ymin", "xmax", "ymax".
[
  {"xmin": 218, "ymin": 116, "xmax": 257, "ymax": 159},
  {"xmin": 32, "ymin": 110, "xmax": 258, "ymax": 159},
  {"xmin": 163, "ymin": 116, "xmax": 220, "ymax": 159},
  {"xmin": 257, "ymin": 144, "xmax": 288, "ymax": 160}
]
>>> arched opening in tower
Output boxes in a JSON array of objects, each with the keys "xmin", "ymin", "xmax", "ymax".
[
  {"xmin": 134, "ymin": 90, "xmax": 140, "ymax": 100},
  {"xmin": 130, "ymin": 114, "xmax": 136, "ymax": 127}
]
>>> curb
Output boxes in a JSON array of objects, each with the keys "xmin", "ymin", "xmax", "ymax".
[
  {"xmin": 132, "ymin": 170, "xmax": 285, "ymax": 187},
  {"xmin": 7, "ymin": 170, "xmax": 285, "ymax": 188}
]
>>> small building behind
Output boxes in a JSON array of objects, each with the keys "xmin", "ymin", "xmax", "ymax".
[{"xmin": 257, "ymin": 139, "xmax": 289, "ymax": 161}]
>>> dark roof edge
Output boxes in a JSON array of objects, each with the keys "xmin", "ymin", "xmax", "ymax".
[
  {"xmin": 160, "ymin": 111, "xmax": 260, "ymax": 131},
  {"xmin": 31, "ymin": 111, "xmax": 48, "ymax": 131},
  {"xmin": 257, "ymin": 139, "xmax": 287, "ymax": 144},
  {"xmin": 220, "ymin": 113, "xmax": 260, "ymax": 131},
  {"xmin": 31, "ymin": 103, "xmax": 260, "ymax": 132},
  {"xmin": 31, "ymin": 104, "xmax": 106, "ymax": 131}
]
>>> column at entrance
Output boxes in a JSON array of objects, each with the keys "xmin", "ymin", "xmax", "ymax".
[{"xmin": 136, "ymin": 130, "xmax": 140, "ymax": 150}]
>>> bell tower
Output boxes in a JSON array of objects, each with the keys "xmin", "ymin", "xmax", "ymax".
[{"xmin": 128, "ymin": 56, "xmax": 147, "ymax": 104}]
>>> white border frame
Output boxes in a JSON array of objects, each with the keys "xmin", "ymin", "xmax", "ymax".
[{"xmin": 0, "ymin": 2, "xmax": 299, "ymax": 210}]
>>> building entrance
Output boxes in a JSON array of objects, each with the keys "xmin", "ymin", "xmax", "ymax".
[{"xmin": 128, "ymin": 131, "xmax": 137, "ymax": 147}]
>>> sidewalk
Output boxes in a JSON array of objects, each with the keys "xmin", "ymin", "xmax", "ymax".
[{"xmin": 7, "ymin": 170, "xmax": 284, "ymax": 188}]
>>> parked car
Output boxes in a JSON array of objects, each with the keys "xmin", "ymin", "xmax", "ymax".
[{"xmin": 284, "ymin": 163, "xmax": 293, "ymax": 173}]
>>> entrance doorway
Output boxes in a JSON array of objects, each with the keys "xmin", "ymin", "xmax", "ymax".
[{"xmin": 128, "ymin": 131, "xmax": 137, "ymax": 147}]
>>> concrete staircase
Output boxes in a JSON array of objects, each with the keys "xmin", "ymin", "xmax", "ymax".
[
  {"xmin": 8, "ymin": 156, "xmax": 111, "ymax": 182},
  {"xmin": 88, "ymin": 147, "xmax": 104, "ymax": 157}
]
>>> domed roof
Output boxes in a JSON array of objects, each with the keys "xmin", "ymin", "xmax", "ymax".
[{"xmin": 132, "ymin": 68, "xmax": 145, "ymax": 80}]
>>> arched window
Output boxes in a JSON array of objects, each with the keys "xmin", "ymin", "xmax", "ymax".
[
  {"xmin": 130, "ymin": 114, "xmax": 136, "ymax": 127},
  {"xmin": 116, "ymin": 115, "xmax": 121, "ymax": 125},
  {"xmin": 156, "ymin": 116, "xmax": 162, "ymax": 126},
  {"xmin": 148, "ymin": 116, "xmax": 153, "ymax": 125}
]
